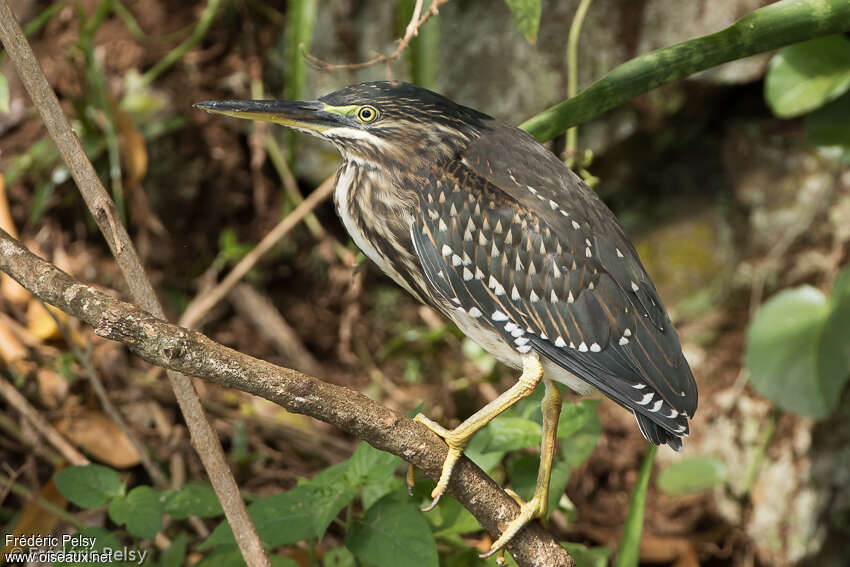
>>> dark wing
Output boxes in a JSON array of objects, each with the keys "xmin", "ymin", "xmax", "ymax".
[{"xmin": 409, "ymin": 122, "xmax": 697, "ymax": 447}]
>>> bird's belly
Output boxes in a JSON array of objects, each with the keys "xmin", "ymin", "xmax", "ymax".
[{"xmin": 446, "ymin": 308, "xmax": 596, "ymax": 396}]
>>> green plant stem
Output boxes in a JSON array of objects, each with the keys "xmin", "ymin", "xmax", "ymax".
[
  {"xmin": 615, "ymin": 444, "xmax": 656, "ymax": 567},
  {"xmin": 521, "ymin": 0, "xmax": 850, "ymax": 141},
  {"xmin": 0, "ymin": 473, "xmax": 87, "ymax": 531},
  {"xmin": 564, "ymin": 0, "xmax": 593, "ymax": 168},
  {"xmin": 139, "ymin": 0, "xmax": 225, "ymax": 88},
  {"xmin": 743, "ymin": 408, "xmax": 780, "ymax": 495}
]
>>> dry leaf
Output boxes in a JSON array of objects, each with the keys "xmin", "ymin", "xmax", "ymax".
[
  {"xmin": 36, "ymin": 367, "xmax": 70, "ymax": 408},
  {"xmin": 55, "ymin": 409, "xmax": 141, "ymax": 468},
  {"xmin": 27, "ymin": 299, "xmax": 67, "ymax": 341},
  {"xmin": 1, "ymin": 474, "xmax": 68, "ymax": 558},
  {"xmin": 0, "ymin": 317, "xmax": 29, "ymax": 372}
]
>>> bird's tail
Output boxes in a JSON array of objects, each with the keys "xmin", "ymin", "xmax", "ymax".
[{"xmin": 633, "ymin": 411, "xmax": 683, "ymax": 452}]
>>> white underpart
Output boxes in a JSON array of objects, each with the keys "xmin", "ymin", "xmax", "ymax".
[
  {"xmin": 335, "ymin": 163, "xmax": 419, "ymax": 300},
  {"xmin": 446, "ymin": 306, "xmax": 594, "ymax": 396}
]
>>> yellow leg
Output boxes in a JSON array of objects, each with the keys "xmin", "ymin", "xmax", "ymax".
[
  {"xmin": 411, "ymin": 354, "xmax": 543, "ymax": 511},
  {"xmin": 481, "ymin": 378, "xmax": 562, "ymax": 558}
]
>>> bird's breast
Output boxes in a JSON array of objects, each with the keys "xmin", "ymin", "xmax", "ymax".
[{"xmin": 334, "ymin": 161, "xmax": 427, "ymax": 302}]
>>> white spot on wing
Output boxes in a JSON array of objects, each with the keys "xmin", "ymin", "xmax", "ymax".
[
  {"xmin": 469, "ymin": 307, "xmax": 482, "ymax": 318},
  {"xmin": 631, "ymin": 281, "xmax": 639, "ymax": 292},
  {"xmin": 463, "ymin": 267, "xmax": 474, "ymax": 281},
  {"xmin": 638, "ymin": 392, "xmax": 654, "ymax": 405},
  {"xmin": 511, "ymin": 285, "xmax": 521, "ymax": 300},
  {"xmin": 590, "ymin": 343, "xmax": 601, "ymax": 352},
  {"xmin": 452, "ymin": 254, "xmax": 462, "ymax": 266},
  {"xmin": 555, "ymin": 336, "xmax": 566, "ymax": 347},
  {"xmin": 442, "ymin": 244, "xmax": 453, "ymax": 257},
  {"xmin": 578, "ymin": 342, "xmax": 588, "ymax": 352},
  {"xmin": 572, "ymin": 220, "xmax": 581, "ymax": 230},
  {"xmin": 492, "ymin": 310, "xmax": 508, "ymax": 321},
  {"xmin": 530, "ymin": 290, "xmax": 540, "ymax": 302},
  {"xmin": 438, "ymin": 219, "xmax": 448, "ymax": 232}
]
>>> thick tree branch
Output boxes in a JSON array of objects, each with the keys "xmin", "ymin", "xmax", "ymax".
[
  {"xmin": 0, "ymin": 229, "xmax": 574, "ymax": 567},
  {"xmin": 0, "ymin": 2, "xmax": 268, "ymax": 564}
]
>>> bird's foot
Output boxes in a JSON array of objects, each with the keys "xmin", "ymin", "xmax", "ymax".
[
  {"xmin": 410, "ymin": 413, "xmax": 471, "ymax": 511},
  {"xmin": 479, "ymin": 491, "xmax": 547, "ymax": 558}
]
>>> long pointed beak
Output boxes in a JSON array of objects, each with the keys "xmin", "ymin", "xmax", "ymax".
[{"xmin": 193, "ymin": 99, "xmax": 338, "ymax": 132}]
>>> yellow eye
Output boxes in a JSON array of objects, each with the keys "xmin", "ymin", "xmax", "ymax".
[{"xmin": 356, "ymin": 105, "xmax": 379, "ymax": 123}]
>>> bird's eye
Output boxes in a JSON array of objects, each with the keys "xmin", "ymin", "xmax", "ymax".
[{"xmin": 356, "ymin": 105, "xmax": 379, "ymax": 123}]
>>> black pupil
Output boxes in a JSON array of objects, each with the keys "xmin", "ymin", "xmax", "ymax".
[{"xmin": 361, "ymin": 108, "xmax": 373, "ymax": 119}]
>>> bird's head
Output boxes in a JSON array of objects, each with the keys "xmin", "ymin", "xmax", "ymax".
[{"xmin": 195, "ymin": 81, "xmax": 489, "ymax": 170}]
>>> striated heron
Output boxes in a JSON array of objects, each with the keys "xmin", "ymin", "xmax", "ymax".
[{"xmin": 195, "ymin": 81, "xmax": 698, "ymax": 557}]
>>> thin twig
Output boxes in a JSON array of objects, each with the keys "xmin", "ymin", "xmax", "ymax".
[
  {"xmin": 303, "ymin": 0, "xmax": 449, "ymax": 72},
  {"xmin": 179, "ymin": 176, "xmax": 335, "ymax": 329},
  {"xmin": 0, "ymin": 5, "xmax": 269, "ymax": 566},
  {"xmin": 43, "ymin": 304, "xmax": 170, "ymax": 487},
  {"xmin": 0, "ymin": 375, "xmax": 89, "ymax": 466},
  {"xmin": 0, "ymin": 229, "xmax": 575, "ymax": 567}
]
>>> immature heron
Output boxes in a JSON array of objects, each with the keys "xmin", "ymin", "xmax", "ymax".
[{"xmin": 195, "ymin": 81, "xmax": 698, "ymax": 556}]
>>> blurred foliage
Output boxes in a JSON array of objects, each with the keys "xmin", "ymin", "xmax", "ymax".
[
  {"xmin": 764, "ymin": 35, "xmax": 850, "ymax": 118},
  {"xmin": 657, "ymin": 455, "xmax": 728, "ymax": 496},
  {"xmin": 397, "ymin": 0, "xmax": 440, "ymax": 90},
  {"xmin": 503, "ymin": 0, "xmax": 541, "ymax": 44},
  {"xmin": 745, "ymin": 267, "xmax": 850, "ymax": 419}
]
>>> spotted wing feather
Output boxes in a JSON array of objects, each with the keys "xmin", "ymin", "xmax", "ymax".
[{"xmin": 409, "ymin": 122, "xmax": 697, "ymax": 447}]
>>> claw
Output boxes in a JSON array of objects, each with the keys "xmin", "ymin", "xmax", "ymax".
[{"xmin": 479, "ymin": 495, "xmax": 545, "ymax": 558}]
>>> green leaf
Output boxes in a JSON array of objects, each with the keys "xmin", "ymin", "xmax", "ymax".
[
  {"xmin": 557, "ymin": 399, "xmax": 601, "ymax": 438},
  {"xmin": 427, "ymin": 494, "xmax": 481, "ymax": 538},
  {"xmin": 657, "ymin": 455, "xmax": 727, "ymax": 495},
  {"xmin": 503, "ymin": 0, "xmax": 541, "ymax": 44},
  {"xmin": 765, "ymin": 34, "xmax": 850, "ymax": 118},
  {"xmin": 0, "ymin": 72, "xmax": 9, "ymax": 113},
  {"xmin": 55, "ymin": 527, "xmax": 129, "ymax": 567},
  {"xmin": 108, "ymin": 485, "xmax": 163, "ymax": 539},
  {"xmin": 745, "ymin": 285, "xmax": 849, "ymax": 418},
  {"xmin": 161, "ymin": 483, "xmax": 223, "ymax": 519},
  {"xmin": 203, "ymin": 486, "xmax": 317, "ymax": 549},
  {"xmin": 195, "ymin": 545, "xmax": 247, "ymax": 567},
  {"xmin": 54, "ymin": 465, "xmax": 124, "ymax": 509},
  {"xmin": 482, "ymin": 416, "xmax": 542, "ymax": 452},
  {"xmin": 159, "ymin": 532, "xmax": 188, "ymax": 567},
  {"xmin": 561, "ymin": 542, "xmax": 611, "ymax": 567},
  {"xmin": 346, "ymin": 442, "xmax": 401, "ymax": 487},
  {"xmin": 509, "ymin": 455, "xmax": 570, "ymax": 519},
  {"xmin": 307, "ymin": 461, "xmax": 358, "ymax": 538},
  {"xmin": 615, "ymin": 445, "xmax": 656, "ymax": 567},
  {"xmin": 323, "ymin": 546, "xmax": 356, "ymax": 567},
  {"xmin": 806, "ymin": 92, "xmax": 850, "ymax": 147},
  {"xmin": 345, "ymin": 493, "xmax": 438, "ymax": 567},
  {"xmin": 464, "ymin": 428, "xmax": 505, "ymax": 472},
  {"xmin": 559, "ymin": 406, "xmax": 602, "ymax": 469}
]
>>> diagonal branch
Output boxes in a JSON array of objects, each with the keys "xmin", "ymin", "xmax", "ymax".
[
  {"xmin": 0, "ymin": 228, "xmax": 574, "ymax": 567},
  {"xmin": 0, "ymin": 2, "xmax": 268, "ymax": 565}
]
